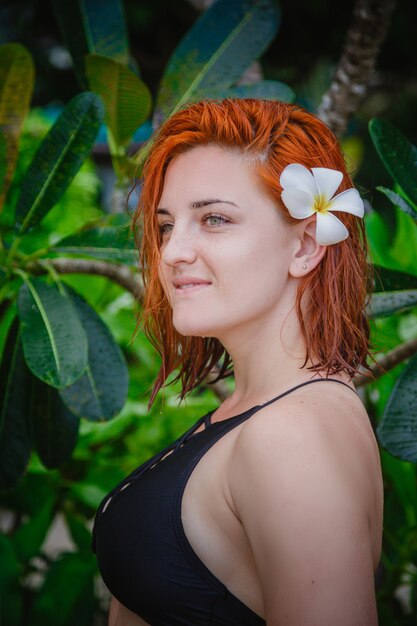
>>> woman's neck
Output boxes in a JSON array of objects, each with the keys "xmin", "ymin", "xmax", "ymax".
[{"xmin": 215, "ymin": 305, "xmax": 341, "ymax": 414}]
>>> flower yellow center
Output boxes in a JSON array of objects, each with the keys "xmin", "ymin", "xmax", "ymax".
[{"xmin": 313, "ymin": 195, "xmax": 330, "ymax": 214}]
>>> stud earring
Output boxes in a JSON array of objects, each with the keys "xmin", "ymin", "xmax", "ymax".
[{"xmin": 301, "ymin": 263, "xmax": 308, "ymax": 270}]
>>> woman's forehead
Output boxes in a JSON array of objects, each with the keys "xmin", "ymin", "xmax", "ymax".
[{"xmin": 159, "ymin": 146, "xmax": 260, "ymax": 204}]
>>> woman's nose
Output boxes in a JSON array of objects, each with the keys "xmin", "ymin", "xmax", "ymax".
[{"xmin": 160, "ymin": 224, "xmax": 197, "ymax": 266}]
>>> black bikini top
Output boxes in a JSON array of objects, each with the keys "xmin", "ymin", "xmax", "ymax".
[{"xmin": 92, "ymin": 378, "xmax": 357, "ymax": 625}]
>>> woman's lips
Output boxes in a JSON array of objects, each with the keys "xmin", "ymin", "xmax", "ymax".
[{"xmin": 172, "ymin": 278, "xmax": 211, "ymax": 294}]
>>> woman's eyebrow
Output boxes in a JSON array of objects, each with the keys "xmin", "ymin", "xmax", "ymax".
[
  {"xmin": 156, "ymin": 198, "xmax": 239, "ymax": 215},
  {"xmin": 190, "ymin": 198, "xmax": 239, "ymax": 209}
]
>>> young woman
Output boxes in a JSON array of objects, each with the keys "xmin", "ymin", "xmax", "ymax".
[{"xmin": 92, "ymin": 99, "xmax": 383, "ymax": 626}]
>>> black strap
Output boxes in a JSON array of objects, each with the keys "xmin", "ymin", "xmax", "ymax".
[
  {"xmin": 259, "ymin": 377, "xmax": 356, "ymax": 410},
  {"xmin": 205, "ymin": 378, "xmax": 356, "ymax": 426}
]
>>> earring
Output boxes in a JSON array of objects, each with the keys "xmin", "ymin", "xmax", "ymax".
[{"xmin": 301, "ymin": 263, "xmax": 308, "ymax": 270}]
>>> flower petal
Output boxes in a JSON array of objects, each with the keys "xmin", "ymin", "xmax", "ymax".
[
  {"xmin": 327, "ymin": 188, "xmax": 364, "ymax": 217},
  {"xmin": 311, "ymin": 167, "xmax": 343, "ymax": 202},
  {"xmin": 281, "ymin": 189, "xmax": 316, "ymax": 219},
  {"xmin": 280, "ymin": 163, "xmax": 318, "ymax": 197},
  {"xmin": 316, "ymin": 211, "xmax": 349, "ymax": 245}
]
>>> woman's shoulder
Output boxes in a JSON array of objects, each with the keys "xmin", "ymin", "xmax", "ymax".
[
  {"xmin": 229, "ymin": 382, "xmax": 382, "ymax": 516},
  {"xmin": 228, "ymin": 383, "xmax": 383, "ymax": 566},
  {"xmin": 233, "ymin": 378, "xmax": 378, "ymax": 466}
]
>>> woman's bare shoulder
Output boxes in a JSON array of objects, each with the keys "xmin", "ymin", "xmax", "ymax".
[
  {"xmin": 225, "ymin": 382, "xmax": 382, "ymax": 624},
  {"xmin": 233, "ymin": 380, "xmax": 379, "ymax": 471},
  {"xmin": 227, "ymin": 380, "xmax": 383, "ymax": 561}
]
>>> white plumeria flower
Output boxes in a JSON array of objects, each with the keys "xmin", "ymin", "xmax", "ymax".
[{"xmin": 280, "ymin": 163, "xmax": 364, "ymax": 245}]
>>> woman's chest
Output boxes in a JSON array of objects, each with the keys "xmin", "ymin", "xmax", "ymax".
[{"xmin": 95, "ymin": 420, "xmax": 266, "ymax": 623}]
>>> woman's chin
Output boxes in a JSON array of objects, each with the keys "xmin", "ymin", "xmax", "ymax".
[
  {"xmin": 173, "ymin": 320, "xmax": 216, "ymax": 339},
  {"xmin": 176, "ymin": 328, "xmax": 214, "ymax": 339}
]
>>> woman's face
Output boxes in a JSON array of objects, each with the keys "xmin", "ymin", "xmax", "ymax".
[{"xmin": 156, "ymin": 145, "xmax": 299, "ymax": 342}]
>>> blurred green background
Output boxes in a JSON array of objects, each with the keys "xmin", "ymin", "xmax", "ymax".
[{"xmin": 0, "ymin": 0, "xmax": 417, "ymax": 624}]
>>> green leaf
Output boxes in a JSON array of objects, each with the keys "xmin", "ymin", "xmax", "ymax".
[
  {"xmin": 0, "ymin": 319, "xmax": 32, "ymax": 490},
  {"xmin": 59, "ymin": 287, "xmax": 129, "ymax": 421},
  {"xmin": 12, "ymin": 495, "xmax": 55, "ymax": 562},
  {"xmin": 369, "ymin": 118, "xmax": 417, "ymax": 207},
  {"xmin": 381, "ymin": 449, "xmax": 417, "ymax": 526},
  {"xmin": 0, "ymin": 534, "xmax": 23, "ymax": 625},
  {"xmin": 3, "ymin": 472, "xmax": 58, "ymax": 516},
  {"xmin": 377, "ymin": 186, "xmax": 417, "ymax": 220},
  {"xmin": 65, "ymin": 513, "xmax": 93, "ymax": 552},
  {"xmin": 372, "ymin": 266, "xmax": 417, "ymax": 292},
  {"xmin": 220, "ymin": 79, "xmax": 295, "ymax": 102},
  {"xmin": 15, "ymin": 92, "xmax": 104, "ymax": 234},
  {"xmin": 0, "ymin": 534, "xmax": 21, "ymax": 589},
  {"xmin": 70, "ymin": 463, "xmax": 126, "ymax": 508},
  {"xmin": 30, "ymin": 375, "xmax": 80, "ymax": 468},
  {"xmin": 31, "ymin": 552, "xmax": 97, "ymax": 626},
  {"xmin": 86, "ymin": 54, "xmax": 152, "ymax": 148},
  {"xmin": 0, "ymin": 44, "xmax": 34, "ymax": 210},
  {"xmin": 0, "ymin": 535, "xmax": 23, "ymax": 625},
  {"xmin": 53, "ymin": 224, "xmax": 137, "ymax": 264},
  {"xmin": 70, "ymin": 481, "xmax": 109, "ymax": 509},
  {"xmin": 17, "ymin": 278, "xmax": 88, "ymax": 388},
  {"xmin": 51, "ymin": 0, "xmax": 129, "ymax": 89},
  {"xmin": 154, "ymin": 0, "xmax": 280, "ymax": 124},
  {"xmin": 377, "ymin": 352, "xmax": 417, "ymax": 462},
  {"xmin": 368, "ymin": 290, "xmax": 417, "ymax": 318}
]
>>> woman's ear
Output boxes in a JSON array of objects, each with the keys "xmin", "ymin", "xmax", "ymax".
[{"xmin": 289, "ymin": 216, "xmax": 327, "ymax": 278}]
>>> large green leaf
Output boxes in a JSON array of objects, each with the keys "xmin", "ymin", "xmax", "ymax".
[
  {"xmin": 59, "ymin": 287, "xmax": 128, "ymax": 421},
  {"xmin": 369, "ymin": 118, "xmax": 417, "ymax": 207},
  {"xmin": 65, "ymin": 513, "xmax": 93, "ymax": 552},
  {"xmin": 368, "ymin": 290, "xmax": 417, "ymax": 318},
  {"xmin": 86, "ymin": 54, "xmax": 151, "ymax": 148},
  {"xmin": 17, "ymin": 278, "xmax": 88, "ymax": 388},
  {"xmin": 154, "ymin": 0, "xmax": 280, "ymax": 124},
  {"xmin": 12, "ymin": 495, "xmax": 55, "ymax": 562},
  {"xmin": 30, "ymin": 375, "xmax": 80, "ymax": 468},
  {"xmin": 53, "ymin": 224, "xmax": 137, "ymax": 264},
  {"xmin": 15, "ymin": 92, "xmax": 104, "ymax": 234},
  {"xmin": 31, "ymin": 552, "xmax": 97, "ymax": 626},
  {"xmin": 220, "ymin": 79, "xmax": 294, "ymax": 102},
  {"xmin": 381, "ymin": 449, "xmax": 417, "ymax": 526},
  {"xmin": 0, "ymin": 43, "xmax": 34, "ymax": 210},
  {"xmin": 372, "ymin": 266, "xmax": 417, "ymax": 292},
  {"xmin": 0, "ymin": 319, "xmax": 32, "ymax": 490},
  {"xmin": 377, "ymin": 186, "xmax": 417, "ymax": 220},
  {"xmin": 377, "ymin": 352, "xmax": 417, "ymax": 462},
  {"xmin": 51, "ymin": 0, "xmax": 129, "ymax": 89}
]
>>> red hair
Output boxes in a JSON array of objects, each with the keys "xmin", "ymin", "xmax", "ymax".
[{"xmin": 133, "ymin": 99, "xmax": 371, "ymax": 405}]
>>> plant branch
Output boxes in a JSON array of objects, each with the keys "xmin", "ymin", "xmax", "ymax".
[
  {"xmin": 26, "ymin": 258, "xmax": 143, "ymax": 299},
  {"xmin": 318, "ymin": 0, "xmax": 397, "ymax": 136},
  {"xmin": 354, "ymin": 337, "xmax": 417, "ymax": 388},
  {"xmin": 207, "ymin": 337, "xmax": 417, "ymax": 401},
  {"xmin": 26, "ymin": 259, "xmax": 417, "ymax": 398}
]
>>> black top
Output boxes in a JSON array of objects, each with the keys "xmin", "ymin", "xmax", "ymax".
[{"xmin": 92, "ymin": 378, "xmax": 356, "ymax": 626}]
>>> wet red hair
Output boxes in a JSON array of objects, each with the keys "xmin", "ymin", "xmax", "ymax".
[{"xmin": 133, "ymin": 99, "xmax": 371, "ymax": 405}]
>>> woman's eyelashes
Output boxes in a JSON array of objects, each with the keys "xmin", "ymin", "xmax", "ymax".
[
  {"xmin": 158, "ymin": 213, "xmax": 231, "ymax": 237},
  {"xmin": 202, "ymin": 212, "xmax": 231, "ymax": 227},
  {"xmin": 159, "ymin": 222, "xmax": 174, "ymax": 236}
]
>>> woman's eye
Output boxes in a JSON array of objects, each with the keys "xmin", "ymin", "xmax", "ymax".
[
  {"xmin": 203, "ymin": 214, "xmax": 229, "ymax": 227},
  {"xmin": 159, "ymin": 222, "xmax": 173, "ymax": 236}
]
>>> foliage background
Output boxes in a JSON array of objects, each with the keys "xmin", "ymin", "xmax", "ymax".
[{"xmin": 0, "ymin": 0, "xmax": 417, "ymax": 624}]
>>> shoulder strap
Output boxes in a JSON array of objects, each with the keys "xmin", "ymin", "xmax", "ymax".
[{"xmin": 259, "ymin": 378, "xmax": 357, "ymax": 411}]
